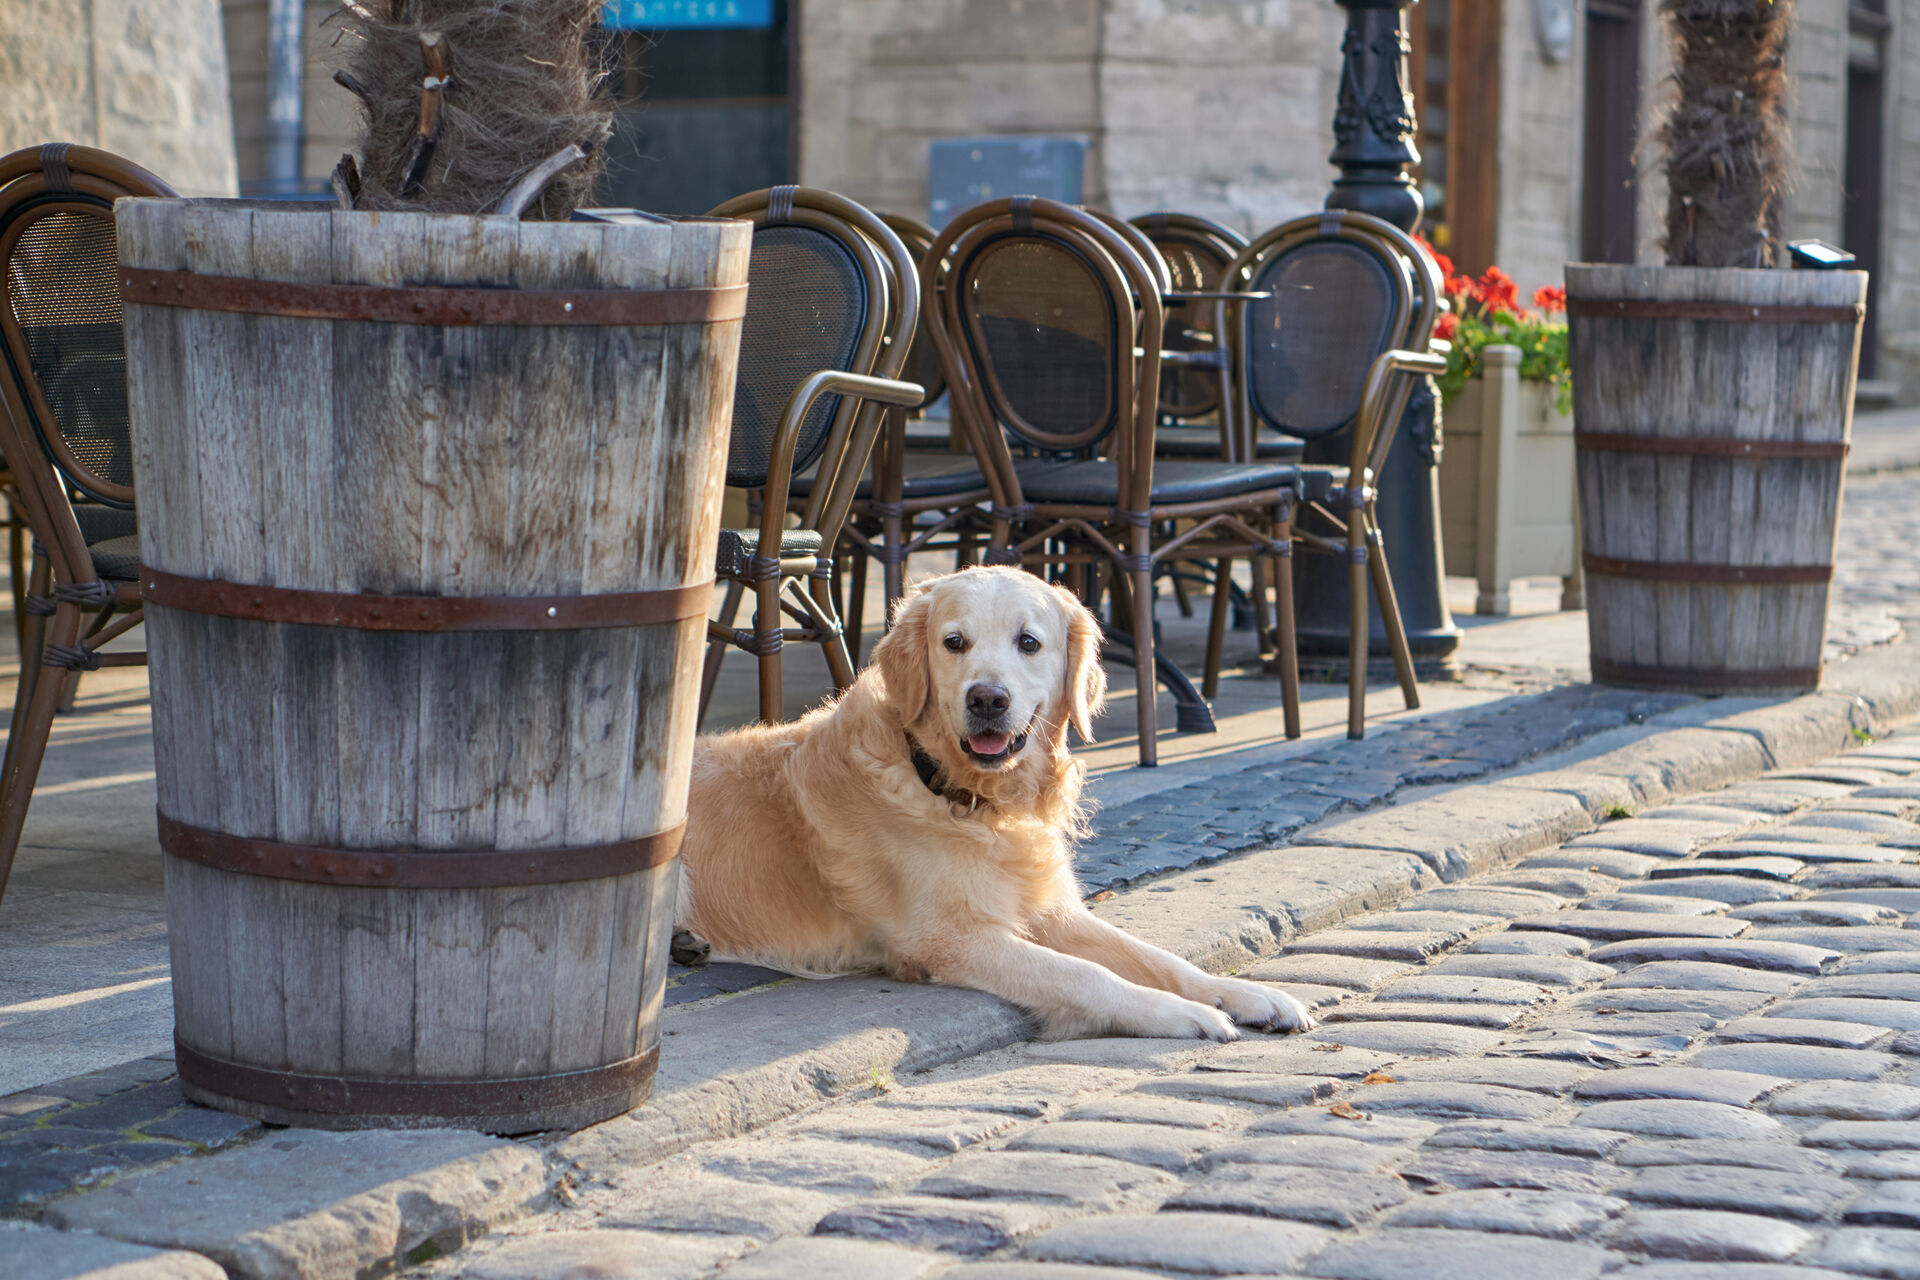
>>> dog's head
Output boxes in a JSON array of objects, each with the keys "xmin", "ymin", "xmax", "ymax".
[{"xmin": 873, "ymin": 567, "xmax": 1105, "ymax": 786}]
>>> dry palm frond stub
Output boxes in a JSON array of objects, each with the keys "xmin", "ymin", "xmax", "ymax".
[
  {"xmin": 1658, "ymin": 0, "xmax": 1794, "ymax": 268},
  {"xmin": 327, "ymin": 0, "xmax": 614, "ymax": 219}
]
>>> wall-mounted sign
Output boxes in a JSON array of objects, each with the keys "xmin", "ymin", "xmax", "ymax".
[
  {"xmin": 928, "ymin": 137, "xmax": 1087, "ymax": 229},
  {"xmin": 603, "ymin": 0, "xmax": 773, "ymax": 30}
]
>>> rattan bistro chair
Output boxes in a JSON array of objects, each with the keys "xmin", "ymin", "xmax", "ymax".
[
  {"xmin": 697, "ymin": 187, "xmax": 923, "ymax": 725},
  {"xmin": 821, "ymin": 211, "xmax": 992, "ymax": 641},
  {"xmin": 0, "ymin": 143, "xmax": 175, "ymax": 903},
  {"xmin": 923, "ymin": 196, "xmax": 1309, "ymax": 767},
  {"xmin": 1221, "ymin": 208, "xmax": 1449, "ymax": 739}
]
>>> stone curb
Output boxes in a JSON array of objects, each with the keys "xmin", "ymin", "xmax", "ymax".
[{"xmin": 26, "ymin": 635, "xmax": 1918, "ymax": 1280}]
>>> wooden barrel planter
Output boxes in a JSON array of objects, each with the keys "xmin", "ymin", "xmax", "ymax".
[
  {"xmin": 1566, "ymin": 264, "xmax": 1866, "ymax": 696},
  {"xmin": 117, "ymin": 200, "xmax": 748, "ymax": 1132}
]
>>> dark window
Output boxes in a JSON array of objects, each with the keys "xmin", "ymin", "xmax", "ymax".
[
  {"xmin": 1844, "ymin": 1, "xmax": 1888, "ymax": 377},
  {"xmin": 600, "ymin": 2, "xmax": 795, "ymax": 215}
]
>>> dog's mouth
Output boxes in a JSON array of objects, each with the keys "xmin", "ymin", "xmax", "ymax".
[{"xmin": 962, "ymin": 722, "xmax": 1032, "ymax": 766}]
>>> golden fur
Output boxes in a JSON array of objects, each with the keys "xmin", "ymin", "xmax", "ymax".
[{"xmin": 676, "ymin": 567, "xmax": 1312, "ymax": 1039}]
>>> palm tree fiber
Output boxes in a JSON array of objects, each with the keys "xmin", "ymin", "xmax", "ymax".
[
  {"xmin": 1658, "ymin": 0, "xmax": 1794, "ymax": 267},
  {"xmin": 330, "ymin": 0, "xmax": 612, "ymax": 218}
]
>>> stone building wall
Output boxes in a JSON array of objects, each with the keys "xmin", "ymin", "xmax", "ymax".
[
  {"xmin": 1491, "ymin": 0, "xmax": 1583, "ymax": 301},
  {"xmin": 796, "ymin": 0, "xmax": 1345, "ymax": 234},
  {"xmin": 0, "ymin": 0, "xmax": 239, "ymax": 196},
  {"xmin": 1093, "ymin": 0, "xmax": 1341, "ymax": 233},
  {"xmin": 797, "ymin": 0, "xmax": 1106, "ymax": 222}
]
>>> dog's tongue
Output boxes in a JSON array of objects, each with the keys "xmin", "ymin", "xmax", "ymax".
[{"xmin": 967, "ymin": 732, "xmax": 1011, "ymax": 757}]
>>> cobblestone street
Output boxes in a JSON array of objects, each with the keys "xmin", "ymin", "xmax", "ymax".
[
  {"xmin": 410, "ymin": 729, "xmax": 1920, "ymax": 1280},
  {"xmin": 1829, "ymin": 471, "xmax": 1920, "ymax": 655}
]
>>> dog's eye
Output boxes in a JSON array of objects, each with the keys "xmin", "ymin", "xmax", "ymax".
[
  {"xmin": 1018, "ymin": 633, "xmax": 1041, "ymax": 655},
  {"xmin": 943, "ymin": 633, "xmax": 967, "ymax": 653}
]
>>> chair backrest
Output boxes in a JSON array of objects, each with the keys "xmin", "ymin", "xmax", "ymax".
[
  {"xmin": 923, "ymin": 196, "xmax": 1164, "ymax": 512},
  {"xmin": 0, "ymin": 143, "xmax": 174, "ymax": 584},
  {"xmin": 877, "ymin": 211, "xmax": 945, "ymax": 411},
  {"xmin": 1088, "ymin": 209, "xmax": 1174, "ymax": 296},
  {"xmin": 1224, "ymin": 209, "xmax": 1433, "ymax": 475},
  {"xmin": 706, "ymin": 186, "xmax": 919, "ymax": 542},
  {"xmin": 1131, "ymin": 212, "xmax": 1250, "ymax": 421}
]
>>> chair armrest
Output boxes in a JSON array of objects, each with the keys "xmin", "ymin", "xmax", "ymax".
[
  {"xmin": 759, "ymin": 371, "xmax": 927, "ymax": 552},
  {"xmin": 1352, "ymin": 347, "xmax": 1451, "ymax": 481}
]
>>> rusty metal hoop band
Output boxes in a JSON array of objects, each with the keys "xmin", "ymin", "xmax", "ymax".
[
  {"xmin": 119, "ymin": 268, "xmax": 748, "ymax": 327},
  {"xmin": 1566, "ymin": 298, "xmax": 1863, "ymax": 324},
  {"xmin": 158, "ymin": 811, "xmax": 683, "ymax": 887},
  {"xmin": 174, "ymin": 1037, "xmax": 659, "ymax": 1120},
  {"xmin": 1582, "ymin": 553, "xmax": 1833, "ymax": 585},
  {"xmin": 1592, "ymin": 658, "xmax": 1822, "ymax": 693},
  {"xmin": 140, "ymin": 567, "xmax": 712, "ymax": 632},
  {"xmin": 1574, "ymin": 432, "xmax": 1850, "ymax": 460}
]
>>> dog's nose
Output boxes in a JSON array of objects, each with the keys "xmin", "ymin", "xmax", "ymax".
[{"xmin": 966, "ymin": 683, "xmax": 1011, "ymax": 718}]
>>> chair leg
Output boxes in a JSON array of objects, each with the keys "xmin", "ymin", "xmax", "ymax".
[
  {"xmin": 882, "ymin": 510, "xmax": 906, "ymax": 616},
  {"xmin": 1365, "ymin": 511, "xmax": 1420, "ymax": 711},
  {"xmin": 1347, "ymin": 502, "xmax": 1369, "ymax": 741},
  {"xmin": 846, "ymin": 551, "xmax": 869, "ymax": 664},
  {"xmin": 698, "ymin": 579, "xmax": 744, "ymax": 724},
  {"xmin": 1202, "ymin": 557, "xmax": 1232, "ymax": 700},
  {"xmin": 17, "ymin": 552, "xmax": 49, "ymax": 710},
  {"xmin": 754, "ymin": 575, "xmax": 784, "ymax": 724},
  {"xmin": 0, "ymin": 603, "xmax": 78, "ymax": 905},
  {"xmin": 1169, "ymin": 557, "xmax": 1195, "ymax": 619},
  {"xmin": 1247, "ymin": 555, "xmax": 1275, "ymax": 660},
  {"xmin": 8, "ymin": 501, "xmax": 25, "ymax": 655},
  {"xmin": 1129, "ymin": 532, "xmax": 1158, "ymax": 768},
  {"xmin": 811, "ymin": 574, "xmax": 858, "ymax": 693},
  {"xmin": 1271, "ymin": 504, "xmax": 1301, "ymax": 740}
]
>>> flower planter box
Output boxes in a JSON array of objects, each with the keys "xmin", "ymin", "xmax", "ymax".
[{"xmin": 1438, "ymin": 344, "xmax": 1583, "ymax": 615}]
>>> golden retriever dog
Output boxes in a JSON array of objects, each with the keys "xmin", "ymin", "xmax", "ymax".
[{"xmin": 675, "ymin": 566, "xmax": 1313, "ymax": 1040}]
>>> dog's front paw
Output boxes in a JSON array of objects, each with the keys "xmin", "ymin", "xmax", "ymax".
[
  {"xmin": 1120, "ymin": 989, "xmax": 1241, "ymax": 1042},
  {"xmin": 1207, "ymin": 978, "xmax": 1315, "ymax": 1033}
]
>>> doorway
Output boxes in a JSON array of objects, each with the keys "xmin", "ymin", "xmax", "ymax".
[{"xmin": 1582, "ymin": 0, "xmax": 1641, "ymax": 263}]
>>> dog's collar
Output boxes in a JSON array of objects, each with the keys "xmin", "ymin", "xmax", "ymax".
[{"xmin": 907, "ymin": 734, "xmax": 985, "ymax": 813}]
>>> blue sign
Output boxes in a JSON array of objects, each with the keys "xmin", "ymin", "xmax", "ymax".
[{"xmin": 603, "ymin": 0, "xmax": 773, "ymax": 29}]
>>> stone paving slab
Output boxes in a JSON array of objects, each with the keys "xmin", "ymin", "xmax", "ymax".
[
  {"xmin": 8, "ymin": 647, "xmax": 1920, "ymax": 1275},
  {"xmin": 0, "ymin": 1223, "xmax": 226, "ymax": 1280},
  {"xmin": 349, "ymin": 717, "xmax": 1920, "ymax": 1280}
]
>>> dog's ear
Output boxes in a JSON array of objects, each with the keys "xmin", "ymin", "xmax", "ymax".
[
  {"xmin": 873, "ymin": 583, "xmax": 935, "ymax": 727},
  {"xmin": 1052, "ymin": 583, "xmax": 1106, "ymax": 744}
]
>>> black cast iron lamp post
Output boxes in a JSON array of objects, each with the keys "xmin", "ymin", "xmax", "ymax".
[{"xmin": 1290, "ymin": 0, "xmax": 1462, "ymax": 666}]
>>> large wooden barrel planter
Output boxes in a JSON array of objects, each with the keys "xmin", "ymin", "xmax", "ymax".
[
  {"xmin": 1566, "ymin": 265, "xmax": 1866, "ymax": 696},
  {"xmin": 117, "ymin": 201, "xmax": 748, "ymax": 1132}
]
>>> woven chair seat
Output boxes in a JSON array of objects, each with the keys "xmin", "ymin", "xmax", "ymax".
[
  {"xmin": 31, "ymin": 506, "xmax": 141, "ymax": 580},
  {"xmin": 87, "ymin": 534, "xmax": 141, "ymax": 582},
  {"xmin": 1011, "ymin": 458, "xmax": 1344, "ymax": 507},
  {"xmin": 794, "ymin": 452, "xmax": 988, "ymax": 503},
  {"xmin": 714, "ymin": 528, "xmax": 825, "ymax": 579},
  {"xmin": 1154, "ymin": 425, "xmax": 1305, "ymax": 461},
  {"xmin": 74, "ymin": 504, "xmax": 137, "ymax": 544}
]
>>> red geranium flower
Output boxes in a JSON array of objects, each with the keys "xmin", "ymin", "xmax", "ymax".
[
  {"xmin": 1434, "ymin": 311, "xmax": 1459, "ymax": 341},
  {"xmin": 1533, "ymin": 285, "xmax": 1567, "ymax": 313},
  {"xmin": 1414, "ymin": 233, "xmax": 1456, "ymax": 281},
  {"xmin": 1475, "ymin": 266, "xmax": 1519, "ymax": 313}
]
